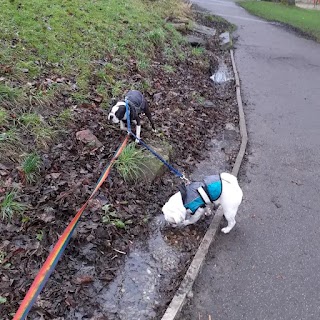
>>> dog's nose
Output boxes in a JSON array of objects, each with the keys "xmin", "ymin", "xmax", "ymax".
[{"xmin": 109, "ymin": 114, "xmax": 113, "ymax": 121}]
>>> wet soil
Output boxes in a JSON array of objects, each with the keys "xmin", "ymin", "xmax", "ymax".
[{"xmin": 0, "ymin": 10, "xmax": 239, "ymax": 320}]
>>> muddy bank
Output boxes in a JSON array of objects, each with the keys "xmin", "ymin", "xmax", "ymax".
[{"xmin": 0, "ymin": 9, "xmax": 239, "ymax": 320}]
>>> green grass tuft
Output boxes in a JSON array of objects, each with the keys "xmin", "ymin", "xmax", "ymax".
[
  {"xmin": 192, "ymin": 47, "xmax": 205, "ymax": 56},
  {"xmin": 147, "ymin": 28, "xmax": 166, "ymax": 47},
  {"xmin": 20, "ymin": 152, "xmax": 42, "ymax": 183},
  {"xmin": 115, "ymin": 143, "xmax": 151, "ymax": 182},
  {"xmin": 19, "ymin": 112, "xmax": 55, "ymax": 147},
  {"xmin": 0, "ymin": 108, "xmax": 9, "ymax": 126},
  {"xmin": 0, "ymin": 84, "xmax": 21, "ymax": 102},
  {"xmin": 0, "ymin": 191, "xmax": 25, "ymax": 220},
  {"xmin": 19, "ymin": 113, "xmax": 42, "ymax": 128},
  {"xmin": 163, "ymin": 64, "xmax": 175, "ymax": 73}
]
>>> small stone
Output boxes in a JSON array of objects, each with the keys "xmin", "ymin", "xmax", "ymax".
[
  {"xmin": 21, "ymin": 68, "xmax": 29, "ymax": 73},
  {"xmin": 139, "ymin": 140, "xmax": 173, "ymax": 183},
  {"xmin": 171, "ymin": 23, "xmax": 188, "ymax": 33},
  {"xmin": 225, "ymin": 122, "xmax": 236, "ymax": 131},
  {"xmin": 194, "ymin": 23, "xmax": 216, "ymax": 37},
  {"xmin": 76, "ymin": 129, "xmax": 103, "ymax": 148},
  {"xmin": 219, "ymin": 31, "xmax": 232, "ymax": 50},
  {"xmin": 185, "ymin": 35, "xmax": 206, "ymax": 47},
  {"xmin": 203, "ymin": 100, "xmax": 215, "ymax": 108},
  {"xmin": 153, "ymin": 92, "xmax": 162, "ymax": 103}
]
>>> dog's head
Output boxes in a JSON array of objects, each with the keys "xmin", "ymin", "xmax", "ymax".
[
  {"xmin": 162, "ymin": 192, "xmax": 187, "ymax": 226},
  {"xmin": 108, "ymin": 102, "xmax": 126, "ymax": 124}
]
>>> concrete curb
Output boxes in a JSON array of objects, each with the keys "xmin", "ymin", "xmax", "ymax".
[{"xmin": 160, "ymin": 49, "xmax": 248, "ymax": 320}]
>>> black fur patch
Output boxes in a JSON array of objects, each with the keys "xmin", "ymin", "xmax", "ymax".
[{"xmin": 115, "ymin": 105, "xmax": 126, "ymax": 120}]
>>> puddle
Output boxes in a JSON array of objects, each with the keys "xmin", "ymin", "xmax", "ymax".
[
  {"xmin": 64, "ymin": 134, "xmax": 239, "ymax": 320},
  {"xmin": 95, "ymin": 218, "xmax": 200, "ymax": 320},
  {"xmin": 210, "ymin": 59, "xmax": 233, "ymax": 84}
]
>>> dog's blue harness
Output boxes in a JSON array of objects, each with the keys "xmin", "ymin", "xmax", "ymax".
[{"xmin": 179, "ymin": 175, "xmax": 222, "ymax": 214}]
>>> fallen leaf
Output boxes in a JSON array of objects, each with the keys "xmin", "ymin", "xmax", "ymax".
[{"xmin": 75, "ymin": 275, "xmax": 94, "ymax": 285}]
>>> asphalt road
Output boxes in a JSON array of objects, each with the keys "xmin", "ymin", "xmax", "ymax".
[{"xmin": 179, "ymin": 1, "xmax": 320, "ymax": 319}]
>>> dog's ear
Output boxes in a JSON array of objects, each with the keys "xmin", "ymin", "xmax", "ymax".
[
  {"xmin": 178, "ymin": 183, "xmax": 187, "ymax": 203},
  {"xmin": 115, "ymin": 105, "xmax": 126, "ymax": 120},
  {"xmin": 110, "ymin": 98, "xmax": 117, "ymax": 107}
]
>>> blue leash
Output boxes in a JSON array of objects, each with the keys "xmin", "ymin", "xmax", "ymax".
[{"xmin": 125, "ymin": 99, "xmax": 188, "ymax": 182}]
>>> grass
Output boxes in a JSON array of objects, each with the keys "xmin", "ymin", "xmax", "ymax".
[
  {"xmin": 18, "ymin": 112, "xmax": 55, "ymax": 148},
  {"xmin": 0, "ymin": 108, "xmax": 9, "ymax": 126},
  {"xmin": 192, "ymin": 47, "xmax": 205, "ymax": 56},
  {"xmin": 0, "ymin": 0, "xmax": 185, "ymax": 98},
  {"xmin": 0, "ymin": 84, "xmax": 21, "ymax": 102},
  {"xmin": 239, "ymin": 1, "xmax": 320, "ymax": 41},
  {"xmin": 0, "ymin": 128, "xmax": 21, "ymax": 163},
  {"xmin": 0, "ymin": 0, "xmax": 188, "ymax": 164},
  {"xmin": 163, "ymin": 64, "xmax": 175, "ymax": 73},
  {"xmin": 20, "ymin": 152, "xmax": 42, "ymax": 183},
  {"xmin": 115, "ymin": 143, "xmax": 151, "ymax": 182},
  {"xmin": 0, "ymin": 190, "xmax": 25, "ymax": 220}
]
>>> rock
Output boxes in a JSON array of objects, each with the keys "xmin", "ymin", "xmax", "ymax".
[
  {"xmin": 225, "ymin": 122, "xmax": 237, "ymax": 131},
  {"xmin": 203, "ymin": 100, "xmax": 216, "ymax": 108},
  {"xmin": 171, "ymin": 23, "xmax": 188, "ymax": 33},
  {"xmin": 140, "ymin": 139, "xmax": 173, "ymax": 182},
  {"xmin": 219, "ymin": 31, "xmax": 232, "ymax": 50},
  {"xmin": 224, "ymin": 123, "xmax": 239, "ymax": 141},
  {"xmin": 76, "ymin": 129, "xmax": 103, "ymax": 148},
  {"xmin": 153, "ymin": 92, "xmax": 163, "ymax": 103},
  {"xmin": 193, "ymin": 23, "xmax": 216, "ymax": 37},
  {"xmin": 185, "ymin": 35, "xmax": 206, "ymax": 47}
]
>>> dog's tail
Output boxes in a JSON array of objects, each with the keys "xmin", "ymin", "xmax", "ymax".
[{"xmin": 220, "ymin": 172, "xmax": 239, "ymax": 185}]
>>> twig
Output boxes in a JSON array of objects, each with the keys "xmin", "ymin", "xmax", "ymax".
[{"xmin": 113, "ymin": 248, "xmax": 126, "ymax": 255}]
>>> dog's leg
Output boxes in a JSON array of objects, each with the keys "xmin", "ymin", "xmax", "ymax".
[
  {"xmin": 182, "ymin": 208, "xmax": 205, "ymax": 226},
  {"xmin": 145, "ymin": 106, "xmax": 156, "ymax": 132},
  {"xmin": 204, "ymin": 206, "xmax": 213, "ymax": 216},
  {"xmin": 120, "ymin": 120, "xmax": 127, "ymax": 131},
  {"xmin": 135, "ymin": 117, "xmax": 141, "ymax": 143},
  {"xmin": 221, "ymin": 207, "xmax": 238, "ymax": 234}
]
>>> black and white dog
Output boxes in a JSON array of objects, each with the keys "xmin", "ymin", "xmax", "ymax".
[
  {"xmin": 162, "ymin": 173, "xmax": 243, "ymax": 233},
  {"xmin": 108, "ymin": 90, "xmax": 155, "ymax": 143}
]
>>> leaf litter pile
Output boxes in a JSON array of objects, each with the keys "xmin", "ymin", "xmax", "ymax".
[{"xmin": 0, "ymin": 10, "xmax": 239, "ymax": 320}]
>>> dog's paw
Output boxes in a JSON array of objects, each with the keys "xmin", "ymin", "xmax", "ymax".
[
  {"xmin": 221, "ymin": 227, "xmax": 231, "ymax": 234},
  {"xmin": 135, "ymin": 139, "xmax": 140, "ymax": 144}
]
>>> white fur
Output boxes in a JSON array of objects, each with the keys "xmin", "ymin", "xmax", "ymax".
[
  {"xmin": 108, "ymin": 102, "xmax": 126, "ymax": 124},
  {"xmin": 108, "ymin": 102, "xmax": 141, "ymax": 142},
  {"xmin": 162, "ymin": 172, "xmax": 243, "ymax": 233}
]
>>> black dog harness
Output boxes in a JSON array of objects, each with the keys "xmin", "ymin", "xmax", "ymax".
[{"xmin": 125, "ymin": 90, "xmax": 148, "ymax": 120}]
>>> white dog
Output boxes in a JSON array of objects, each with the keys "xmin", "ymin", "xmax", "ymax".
[{"xmin": 162, "ymin": 172, "xmax": 243, "ymax": 233}]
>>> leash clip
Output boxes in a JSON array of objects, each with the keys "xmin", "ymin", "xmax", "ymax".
[{"xmin": 181, "ymin": 174, "xmax": 191, "ymax": 185}]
